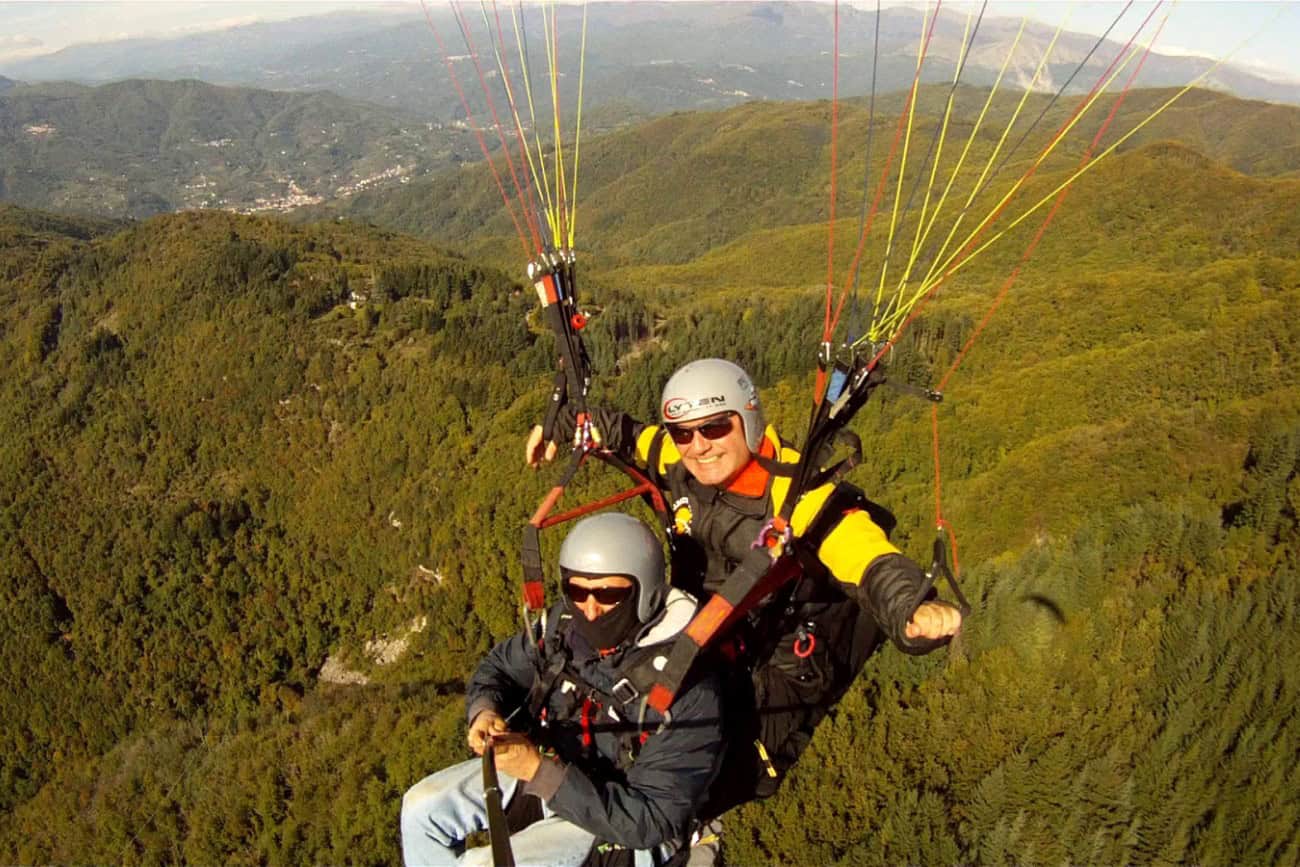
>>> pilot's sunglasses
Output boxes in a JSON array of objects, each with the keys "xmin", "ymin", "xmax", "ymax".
[
  {"xmin": 563, "ymin": 581, "xmax": 635, "ymax": 606},
  {"xmin": 666, "ymin": 414, "xmax": 735, "ymax": 446}
]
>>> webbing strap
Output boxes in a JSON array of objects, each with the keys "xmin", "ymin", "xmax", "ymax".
[
  {"xmin": 521, "ymin": 529, "xmax": 546, "ymax": 610},
  {"xmin": 540, "ymin": 367, "xmax": 567, "ymax": 444},
  {"xmin": 645, "ymin": 549, "xmax": 804, "ymax": 713},
  {"xmin": 526, "ymin": 646, "xmax": 569, "ymax": 719},
  {"xmin": 754, "ymin": 454, "xmax": 798, "ymax": 477},
  {"xmin": 482, "ymin": 742, "xmax": 517, "ymax": 867},
  {"xmin": 800, "ymin": 429, "xmax": 864, "ymax": 494},
  {"xmin": 523, "ymin": 449, "xmax": 588, "ymax": 611},
  {"xmin": 925, "ymin": 533, "xmax": 973, "ymax": 617}
]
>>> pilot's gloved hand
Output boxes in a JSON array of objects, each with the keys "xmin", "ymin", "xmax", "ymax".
[{"xmin": 525, "ymin": 406, "xmax": 644, "ymax": 468}]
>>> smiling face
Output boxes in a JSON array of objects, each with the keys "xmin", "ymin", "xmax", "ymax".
[{"xmin": 667, "ymin": 411, "xmax": 753, "ymax": 488}]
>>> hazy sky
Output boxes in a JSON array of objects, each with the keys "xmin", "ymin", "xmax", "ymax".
[
  {"xmin": 968, "ymin": 1, "xmax": 1299, "ymax": 82},
  {"xmin": 0, "ymin": 1, "xmax": 1297, "ymax": 82}
]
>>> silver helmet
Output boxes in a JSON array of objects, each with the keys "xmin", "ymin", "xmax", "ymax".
[
  {"xmin": 558, "ymin": 512, "xmax": 667, "ymax": 623},
  {"xmin": 660, "ymin": 358, "xmax": 765, "ymax": 453}
]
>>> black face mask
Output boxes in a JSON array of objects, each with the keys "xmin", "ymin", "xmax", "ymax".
[{"xmin": 569, "ymin": 596, "xmax": 641, "ymax": 652}]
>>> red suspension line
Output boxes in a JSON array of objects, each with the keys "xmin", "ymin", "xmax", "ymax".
[
  {"xmin": 865, "ymin": 1, "xmax": 1164, "ymax": 377},
  {"xmin": 490, "ymin": 0, "xmax": 543, "ymax": 244},
  {"xmin": 825, "ymin": 0, "xmax": 943, "ymax": 345},
  {"xmin": 823, "ymin": 0, "xmax": 840, "ymax": 351},
  {"xmin": 927, "ymin": 9, "xmax": 1168, "ymax": 554},
  {"xmin": 420, "ymin": 0, "xmax": 534, "ymax": 258},
  {"xmin": 930, "ymin": 404, "xmax": 961, "ymax": 573},
  {"xmin": 449, "ymin": 0, "xmax": 544, "ymax": 253}
]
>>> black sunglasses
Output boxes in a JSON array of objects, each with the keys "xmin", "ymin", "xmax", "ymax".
[
  {"xmin": 665, "ymin": 414, "xmax": 735, "ymax": 446},
  {"xmin": 563, "ymin": 580, "xmax": 635, "ymax": 606}
]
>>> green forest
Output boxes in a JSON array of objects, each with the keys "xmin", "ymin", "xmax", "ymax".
[{"xmin": 1, "ymin": 84, "xmax": 1298, "ymax": 865}]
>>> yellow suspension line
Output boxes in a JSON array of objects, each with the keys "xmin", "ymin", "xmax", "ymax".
[
  {"xmin": 867, "ymin": 39, "xmax": 1148, "ymax": 342},
  {"xmin": 511, "ymin": 1, "xmax": 559, "ymax": 246},
  {"xmin": 482, "ymin": 1, "xmax": 544, "ymax": 235},
  {"xmin": 908, "ymin": 24, "xmax": 1260, "ymax": 298},
  {"xmin": 543, "ymin": 0, "xmax": 569, "ymax": 250},
  {"xmin": 888, "ymin": 11, "xmax": 972, "ymax": 323},
  {"xmin": 869, "ymin": 2, "xmax": 931, "ymax": 323},
  {"xmin": 889, "ymin": 37, "xmax": 1144, "ymax": 320},
  {"xmin": 566, "ymin": 0, "xmax": 589, "ymax": 251},
  {"xmin": 909, "ymin": 13, "xmax": 1070, "ymax": 303},
  {"xmin": 903, "ymin": 16, "xmax": 1026, "ymax": 301}
]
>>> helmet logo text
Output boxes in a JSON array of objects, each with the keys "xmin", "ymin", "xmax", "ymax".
[{"xmin": 662, "ymin": 395, "xmax": 727, "ymax": 420}]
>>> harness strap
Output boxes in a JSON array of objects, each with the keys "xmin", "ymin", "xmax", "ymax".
[
  {"xmin": 646, "ymin": 473, "xmax": 868, "ymax": 713},
  {"xmin": 579, "ymin": 696, "xmax": 595, "ymax": 750},
  {"xmin": 522, "ymin": 448, "xmax": 589, "ymax": 611},
  {"xmin": 645, "ymin": 548, "xmax": 803, "ymax": 713},
  {"xmin": 801, "ymin": 430, "xmax": 863, "ymax": 493},
  {"xmin": 645, "ymin": 427, "xmax": 669, "ymax": 489},
  {"xmin": 526, "ymin": 645, "xmax": 570, "ymax": 720},
  {"xmin": 527, "ymin": 615, "xmax": 671, "ymax": 722},
  {"xmin": 540, "ymin": 366, "xmax": 568, "ymax": 445},
  {"xmin": 754, "ymin": 454, "xmax": 798, "ymax": 477},
  {"xmin": 926, "ymin": 532, "xmax": 973, "ymax": 617}
]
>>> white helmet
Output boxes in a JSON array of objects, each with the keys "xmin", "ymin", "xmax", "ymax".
[
  {"xmin": 660, "ymin": 358, "xmax": 765, "ymax": 453},
  {"xmin": 558, "ymin": 513, "xmax": 667, "ymax": 623}
]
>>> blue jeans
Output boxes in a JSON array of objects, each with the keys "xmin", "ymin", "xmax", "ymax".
[{"xmin": 401, "ymin": 759, "xmax": 596, "ymax": 867}]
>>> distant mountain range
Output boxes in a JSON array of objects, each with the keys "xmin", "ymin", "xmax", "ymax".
[
  {"xmin": 2, "ymin": 2, "xmax": 1295, "ymax": 122},
  {"xmin": 311, "ymin": 86, "xmax": 1300, "ymax": 271},
  {"xmin": 0, "ymin": 78, "xmax": 471, "ymax": 218}
]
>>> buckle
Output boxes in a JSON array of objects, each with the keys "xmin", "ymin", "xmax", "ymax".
[
  {"xmin": 611, "ymin": 678, "xmax": 639, "ymax": 704},
  {"xmin": 751, "ymin": 518, "xmax": 793, "ymax": 553}
]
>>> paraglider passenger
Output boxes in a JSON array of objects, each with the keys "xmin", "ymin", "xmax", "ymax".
[
  {"xmin": 401, "ymin": 513, "xmax": 724, "ymax": 866},
  {"xmin": 526, "ymin": 358, "xmax": 961, "ymax": 814}
]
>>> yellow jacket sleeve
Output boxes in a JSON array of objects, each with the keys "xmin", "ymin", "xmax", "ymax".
[{"xmin": 783, "ymin": 482, "xmax": 900, "ymax": 587}]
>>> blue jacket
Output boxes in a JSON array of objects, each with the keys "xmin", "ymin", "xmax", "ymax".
[{"xmin": 466, "ymin": 590, "xmax": 724, "ymax": 850}]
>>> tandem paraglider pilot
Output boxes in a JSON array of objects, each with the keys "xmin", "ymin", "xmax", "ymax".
[
  {"xmin": 401, "ymin": 513, "xmax": 724, "ymax": 866},
  {"xmin": 527, "ymin": 358, "xmax": 963, "ymax": 816}
]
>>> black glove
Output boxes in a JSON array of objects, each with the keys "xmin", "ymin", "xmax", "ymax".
[{"xmin": 552, "ymin": 404, "xmax": 644, "ymax": 458}]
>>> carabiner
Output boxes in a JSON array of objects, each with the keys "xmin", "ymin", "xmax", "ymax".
[{"xmin": 793, "ymin": 623, "xmax": 815, "ymax": 659}]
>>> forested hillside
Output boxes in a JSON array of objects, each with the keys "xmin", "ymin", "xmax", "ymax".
[{"xmin": 1, "ymin": 85, "xmax": 1299, "ymax": 863}]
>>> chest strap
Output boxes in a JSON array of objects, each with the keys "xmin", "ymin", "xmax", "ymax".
[
  {"xmin": 638, "ymin": 442, "xmax": 856, "ymax": 713},
  {"xmin": 527, "ymin": 619, "xmax": 676, "ymax": 732}
]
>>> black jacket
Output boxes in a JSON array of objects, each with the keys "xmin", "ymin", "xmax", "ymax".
[
  {"xmin": 465, "ymin": 590, "xmax": 724, "ymax": 851},
  {"xmin": 575, "ymin": 407, "xmax": 946, "ymax": 654}
]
